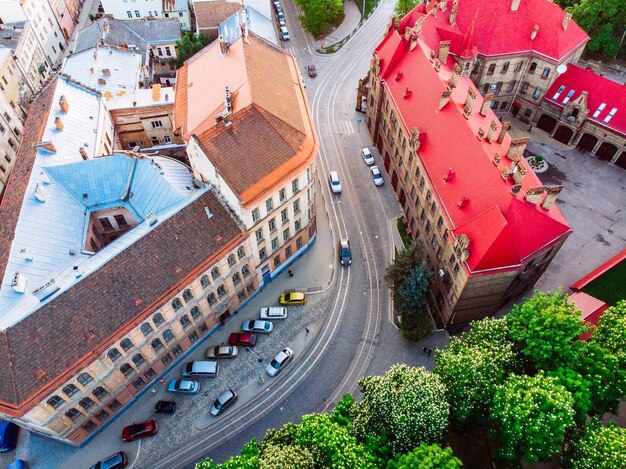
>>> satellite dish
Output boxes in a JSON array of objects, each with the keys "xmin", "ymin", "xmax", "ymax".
[{"xmin": 556, "ymin": 64, "xmax": 568, "ymax": 74}]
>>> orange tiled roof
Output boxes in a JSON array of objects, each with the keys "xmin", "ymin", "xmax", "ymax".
[{"xmin": 194, "ymin": 1, "xmax": 241, "ymax": 31}]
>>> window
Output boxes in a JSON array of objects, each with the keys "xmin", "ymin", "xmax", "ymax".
[
  {"xmin": 273, "ymin": 256, "xmax": 281, "ymax": 267},
  {"xmin": 96, "ymin": 410, "xmax": 110, "ymax": 422},
  {"xmin": 157, "ymin": 47, "xmax": 163, "ymax": 56},
  {"xmin": 127, "ymin": 11, "xmax": 132, "ymax": 18},
  {"xmin": 228, "ymin": 254, "xmax": 236, "ymax": 267},
  {"xmin": 281, "ymin": 209, "xmax": 288, "ymax": 222},
  {"xmin": 132, "ymin": 377, "xmax": 145, "ymax": 390},
  {"xmin": 153, "ymin": 313, "xmax": 164, "ymax": 327},
  {"xmin": 163, "ymin": 329, "xmax": 174, "ymax": 343},
  {"xmin": 144, "ymin": 368, "xmax": 156, "ymax": 380},
  {"xmin": 265, "ymin": 198, "xmax": 274, "ymax": 212},
  {"xmin": 180, "ymin": 315, "xmax": 191, "ymax": 329},
  {"xmin": 132, "ymin": 354, "xmax": 145, "ymax": 367},
  {"xmin": 279, "ymin": 188, "xmax": 286, "ymax": 202},
  {"xmin": 506, "ymin": 81, "xmax": 516, "ymax": 92},
  {"xmin": 520, "ymin": 82, "xmax": 529, "ymax": 94},
  {"xmin": 114, "ymin": 214, "xmax": 127, "ymax": 227},
  {"xmin": 268, "ymin": 218, "xmax": 276, "ymax": 232},
  {"xmin": 161, "ymin": 353, "xmax": 173, "ymax": 366},
  {"xmin": 532, "ymin": 87, "xmax": 542, "ymax": 100},
  {"xmin": 199, "ymin": 323, "xmax": 209, "ymax": 335},
  {"xmin": 501, "ymin": 62, "xmax": 509, "ymax": 74},
  {"xmin": 99, "ymin": 217, "xmax": 113, "ymax": 230},
  {"xmin": 482, "ymin": 83, "xmax": 490, "ymax": 94},
  {"xmin": 171, "ymin": 298, "xmax": 183, "ymax": 311},
  {"xmin": 120, "ymin": 364, "xmax": 134, "ymax": 377},
  {"xmin": 151, "ymin": 120, "xmax": 163, "ymax": 128},
  {"xmin": 500, "ymin": 101, "xmax": 509, "ymax": 109},
  {"xmin": 183, "ymin": 289, "xmax": 193, "ymax": 303},
  {"xmin": 237, "ymin": 246, "xmax": 246, "ymax": 260},
  {"xmin": 242, "ymin": 265, "xmax": 250, "ymax": 277},
  {"xmin": 285, "ymin": 246, "xmax": 292, "ymax": 258},
  {"xmin": 120, "ymin": 338, "xmax": 133, "ymax": 352},
  {"xmin": 108, "ymin": 399, "xmax": 122, "ymax": 412},
  {"xmin": 292, "ymin": 178, "xmax": 299, "ymax": 192},
  {"xmin": 232, "ymin": 273, "xmax": 241, "ymax": 285},
  {"xmin": 172, "ymin": 345, "xmax": 183, "ymax": 357},
  {"xmin": 207, "ymin": 292, "xmax": 217, "ymax": 305},
  {"xmin": 140, "ymin": 322, "xmax": 154, "ymax": 336},
  {"xmin": 495, "ymin": 82, "xmax": 502, "ymax": 94},
  {"xmin": 189, "ymin": 331, "xmax": 199, "ymax": 343},
  {"xmin": 77, "ymin": 373, "xmax": 93, "ymax": 386},
  {"xmin": 165, "ymin": 47, "xmax": 171, "ymax": 56},
  {"xmin": 135, "ymin": 10, "xmax": 140, "ymax": 17},
  {"xmin": 79, "ymin": 397, "xmax": 95, "ymax": 410},
  {"xmin": 217, "ymin": 285, "xmax": 226, "ymax": 297},
  {"xmin": 541, "ymin": 67, "xmax": 550, "ymax": 79},
  {"xmin": 486, "ymin": 64, "xmax": 495, "ymax": 75},
  {"xmin": 93, "ymin": 387, "xmax": 108, "ymax": 400},
  {"xmin": 283, "ymin": 228, "xmax": 290, "ymax": 242},
  {"xmin": 107, "ymin": 348, "xmax": 122, "ymax": 362},
  {"xmin": 271, "ymin": 238, "xmax": 279, "ymax": 251},
  {"xmin": 151, "ymin": 136, "xmax": 160, "ymax": 145},
  {"xmin": 252, "ymin": 208, "xmax": 260, "ymax": 222},
  {"xmin": 514, "ymin": 62, "xmax": 523, "ymax": 72},
  {"xmin": 190, "ymin": 306, "xmax": 201, "ymax": 319},
  {"xmin": 524, "ymin": 107, "xmax": 532, "ymax": 117},
  {"xmin": 163, "ymin": 135, "xmax": 171, "ymax": 143},
  {"xmin": 247, "ymin": 284, "xmax": 255, "ymax": 295},
  {"xmin": 528, "ymin": 62, "xmax": 537, "ymax": 74},
  {"xmin": 151, "ymin": 338, "xmax": 164, "ymax": 353},
  {"xmin": 293, "ymin": 199, "xmax": 300, "ymax": 214},
  {"xmin": 437, "ymin": 216, "xmax": 444, "ymax": 229},
  {"xmin": 295, "ymin": 219, "xmax": 301, "ymax": 232},
  {"xmin": 65, "ymin": 408, "xmax": 81, "ymax": 421},
  {"xmin": 259, "ymin": 248, "xmax": 267, "ymax": 260},
  {"xmin": 47, "ymin": 395, "xmax": 65, "ymax": 409},
  {"xmin": 201, "ymin": 275, "xmax": 210, "ymax": 288},
  {"xmin": 211, "ymin": 267, "xmax": 220, "ymax": 281},
  {"xmin": 256, "ymin": 228, "xmax": 264, "ymax": 243}
]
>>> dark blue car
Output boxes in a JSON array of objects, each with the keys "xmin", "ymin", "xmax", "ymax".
[{"xmin": 0, "ymin": 420, "xmax": 19, "ymax": 452}]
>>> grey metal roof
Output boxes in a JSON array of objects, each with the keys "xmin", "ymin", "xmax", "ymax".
[{"xmin": 0, "ymin": 22, "xmax": 26, "ymax": 50}]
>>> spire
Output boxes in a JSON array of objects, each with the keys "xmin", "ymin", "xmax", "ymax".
[{"xmin": 459, "ymin": 10, "xmax": 478, "ymax": 59}]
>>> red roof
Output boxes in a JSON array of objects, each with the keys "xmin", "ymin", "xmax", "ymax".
[
  {"xmin": 568, "ymin": 291, "xmax": 608, "ymax": 340},
  {"xmin": 374, "ymin": 24, "xmax": 571, "ymax": 274},
  {"xmin": 544, "ymin": 64, "xmax": 626, "ymax": 135},
  {"xmin": 398, "ymin": 0, "xmax": 588, "ymax": 62}
]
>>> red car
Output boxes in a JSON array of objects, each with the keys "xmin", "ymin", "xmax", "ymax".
[
  {"xmin": 122, "ymin": 420, "xmax": 158, "ymax": 442},
  {"xmin": 229, "ymin": 332, "xmax": 257, "ymax": 346}
]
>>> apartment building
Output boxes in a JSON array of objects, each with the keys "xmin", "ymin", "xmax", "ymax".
[
  {"xmin": 175, "ymin": 32, "xmax": 319, "ymax": 284},
  {"xmin": 359, "ymin": 8, "xmax": 572, "ymax": 328},
  {"xmin": 49, "ymin": 0, "xmax": 83, "ymax": 40},
  {"xmin": 0, "ymin": 49, "xmax": 23, "ymax": 197},
  {"xmin": 163, "ymin": 0, "xmax": 192, "ymax": 31},
  {"xmin": 100, "ymin": 0, "xmax": 164, "ymax": 19}
]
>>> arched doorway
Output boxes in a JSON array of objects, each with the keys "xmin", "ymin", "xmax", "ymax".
[
  {"xmin": 553, "ymin": 125, "xmax": 574, "ymax": 145},
  {"xmin": 615, "ymin": 152, "xmax": 626, "ymax": 169},
  {"xmin": 596, "ymin": 142, "xmax": 618, "ymax": 161},
  {"xmin": 537, "ymin": 114, "xmax": 557, "ymax": 133},
  {"xmin": 576, "ymin": 133, "xmax": 598, "ymax": 153}
]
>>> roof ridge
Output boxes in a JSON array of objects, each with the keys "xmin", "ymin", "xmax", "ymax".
[{"xmin": 253, "ymin": 104, "xmax": 305, "ymax": 153}]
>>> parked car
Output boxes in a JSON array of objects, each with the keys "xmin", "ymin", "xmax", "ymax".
[
  {"xmin": 167, "ymin": 379, "xmax": 200, "ymax": 394},
  {"xmin": 229, "ymin": 332, "xmax": 257, "ymax": 346},
  {"xmin": 278, "ymin": 17, "xmax": 286, "ymax": 27},
  {"xmin": 329, "ymin": 171, "xmax": 342, "ymax": 193},
  {"xmin": 0, "ymin": 420, "xmax": 19, "ymax": 453},
  {"xmin": 266, "ymin": 347, "xmax": 294, "ymax": 377},
  {"xmin": 280, "ymin": 25, "xmax": 290, "ymax": 40},
  {"xmin": 242, "ymin": 320, "xmax": 274, "ymax": 334},
  {"xmin": 340, "ymin": 239, "xmax": 351, "ymax": 266},
  {"xmin": 154, "ymin": 400, "xmax": 176, "ymax": 414},
  {"xmin": 370, "ymin": 165, "xmax": 384, "ymax": 186},
  {"xmin": 206, "ymin": 345, "xmax": 239, "ymax": 359},
  {"xmin": 122, "ymin": 420, "xmax": 157, "ymax": 442},
  {"xmin": 279, "ymin": 291, "xmax": 306, "ymax": 305},
  {"xmin": 275, "ymin": 4, "xmax": 283, "ymax": 13},
  {"xmin": 273, "ymin": 0, "xmax": 281, "ymax": 9},
  {"xmin": 307, "ymin": 64, "xmax": 317, "ymax": 77},
  {"xmin": 89, "ymin": 451, "xmax": 128, "ymax": 469},
  {"xmin": 210, "ymin": 389, "xmax": 238, "ymax": 416},
  {"xmin": 361, "ymin": 147, "xmax": 374, "ymax": 165},
  {"xmin": 260, "ymin": 307, "xmax": 288, "ymax": 320},
  {"xmin": 183, "ymin": 360, "xmax": 219, "ymax": 378}
]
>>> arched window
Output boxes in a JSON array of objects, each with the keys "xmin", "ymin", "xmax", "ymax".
[
  {"xmin": 153, "ymin": 313, "xmax": 165, "ymax": 327},
  {"xmin": 200, "ymin": 275, "xmax": 210, "ymax": 288},
  {"xmin": 132, "ymin": 353, "xmax": 145, "ymax": 367},
  {"xmin": 77, "ymin": 373, "xmax": 93, "ymax": 386},
  {"xmin": 65, "ymin": 408, "xmax": 81, "ymax": 421},
  {"xmin": 63, "ymin": 384, "xmax": 79, "ymax": 397},
  {"xmin": 183, "ymin": 289, "xmax": 193, "ymax": 303},
  {"xmin": 171, "ymin": 298, "xmax": 183, "ymax": 311},
  {"xmin": 211, "ymin": 267, "xmax": 220, "ymax": 281},
  {"xmin": 242, "ymin": 265, "xmax": 250, "ymax": 277},
  {"xmin": 120, "ymin": 338, "xmax": 133, "ymax": 352},
  {"xmin": 237, "ymin": 246, "xmax": 246, "ymax": 260},
  {"xmin": 47, "ymin": 395, "xmax": 65, "ymax": 409},
  {"xmin": 232, "ymin": 273, "xmax": 241, "ymax": 285},
  {"xmin": 180, "ymin": 315, "xmax": 191, "ymax": 329},
  {"xmin": 79, "ymin": 397, "xmax": 95, "ymax": 410},
  {"xmin": 151, "ymin": 338, "xmax": 164, "ymax": 353},
  {"xmin": 107, "ymin": 348, "xmax": 122, "ymax": 362},
  {"xmin": 163, "ymin": 329, "xmax": 174, "ymax": 343},
  {"xmin": 93, "ymin": 386, "xmax": 108, "ymax": 400},
  {"xmin": 190, "ymin": 306, "xmax": 201, "ymax": 320},
  {"xmin": 120, "ymin": 364, "xmax": 134, "ymax": 377},
  {"xmin": 227, "ymin": 254, "xmax": 236, "ymax": 267},
  {"xmin": 140, "ymin": 322, "xmax": 154, "ymax": 336},
  {"xmin": 207, "ymin": 292, "xmax": 216, "ymax": 305},
  {"xmin": 217, "ymin": 285, "xmax": 226, "ymax": 297}
]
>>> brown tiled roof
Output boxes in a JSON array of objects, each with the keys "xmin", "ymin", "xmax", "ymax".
[
  {"xmin": 173, "ymin": 63, "xmax": 188, "ymax": 136},
  {"xmin": 194, "ymin": 1, "xmax": 241, "ymax": 31},
  {"xmin": 0, "ymin": 185, "xmax": 244, "ymax": 410}
]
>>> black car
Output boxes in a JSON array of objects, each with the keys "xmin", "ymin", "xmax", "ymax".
[
  {"xmin": 155, "ymin": 400, "xmax": 176, "ymax": 414},
  {"xmin": 89, "ymin": 451, "xmax": 128, "ymax": 469}
]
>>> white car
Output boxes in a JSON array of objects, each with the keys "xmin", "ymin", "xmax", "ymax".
[
  {"xmin": 242, "ymin": 319, "xmax": 274, "ymax": 333},
  {"xmin": 260, "ymin": 307, "xmax": 288, "ymax": 320},
  {"xmin": 266, "ymin": 347, "xmax": 294, "ymax": 377},
  {"xmin": 329, "ymin": 171, "xmax": 342, "ymax": 193},
  {"xmin": 361, "ymin": 147, "xmax": 374, "ymax": 165},
  {"xmin": 370, "ymin": 166, "xmax": 384, "ymax": 186}
]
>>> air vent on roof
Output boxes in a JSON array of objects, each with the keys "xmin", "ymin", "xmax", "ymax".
[
  {"xmin": 40, "ymin": 171, "xmax": 50, "ymax": 184},
  {"xmin": 11, "ymin": 272, "xmax": 27, "ymax": 293},
  {"xmin": 562, "ymin": 89, "xmax": 575, "ymax": 104},
  {"xmin": 173, "ymin": 265, "xmax": 183, "ymax": 274},
  {"xmin": 33, "ymin": 278, "xmax": 60, "ymax": 301},
  {"xmin": 552, "ymin": 85, "xmax": 566, "ymax": 100},
  {"xmin": 34, "ymin": 368, "xmax": 46, "ymax": 380},
  {"xmin": 131, "ymin": 297, "xmax": 143, "ymax": 306},
  {"xmin": 603, "ymin": 108, "xmax": 617, "ymax": 123},
  {"xmin": 73, "ymin": 265, "xmax": 83, "ymax": 278},
  {"xmin": 204, "ymin": 206, "xmax": 213, "ymax": 219},
  {"xmin": 145, "ymin": 212, "xmax": 158, "ymax": 226},
  {"xmin": 19, "ymin": 248, "xmax": 34, "ymax": 262},
  {"xmin": 84, "ymin": 330, "xmax": 96, "ymax": 341},
  {"xmin": 34, "ymin": 183, "xmax": 47, "ymax": 202},
  {"xmin": 214, "ymin": 234, "xmax": 223, "ymax": 243}
]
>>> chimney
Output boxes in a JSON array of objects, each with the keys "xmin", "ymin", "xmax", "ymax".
[
  {"xmin": 443, "ymin": 167, "xmax": 455, "ymax": 182},
  {"xmin": 486, "ymin": 120, "xmax": 499, "ymax": 143},
  {"xmin": 512, "ymin": 161, "xmax": 527, "ymax": 184},
  {"xmin": 463, "ymin": 87, "xmax": 477, "ymax": 119},
  {"xmin": 102, "ymin": 68, "xmax": 111, "ymax": 76},
  {"xmin": 497, "ymin": 122, "xmax": 511, "ymax": 144},
  {"xmin": 531, "ymin": 24, "xmax": 539, "ymax": 40},
  {"xmin": 98, "ymin": 78, "xmax": 106, "ymax": 85},
  {"xmin": 54, "ymin": 117, "xmax": 64, "ymax": 131},
  {"xmin": 433, "ymin": 58, "xmax": 442, "ymax": 72},
  {"xmin": 59, "ymin": 95, "xmax": 69, "ymax": 113},
  {"xmin": 404, "ymin": 27, "xmax": 411, "ymax": 41},
  {"xmin": 410, "ymin": 33, "xmax": 419, "ymax": 51},
  {"xmin": 438, "ymin": 90, "xmax": 452, "ymax": 110},
  {"xmin": 438, "ymin": 40, "xmax": 451, "ymax": 64},
  {"xmin": 457, "ymin": 196, "xmax": 469, "ymax": 209},
  {"xmin": 480, "ymin": 93, "xmax": 494, "ymax": 116},
  {"xmin": 80, "ymin": 147, "xmax": 89, "ymax": 160},
  {"xmin": 403, "ymin": 86, "xmax": 412, "ymax": 98},
  {"xmin": 448, "ymin": 63, "xmax": 461, "ymax": 89},
  {"xmin": 507, "ymin": 137, "xmax": 529, "ymax": 160},
  {"xmin": 439, "ymin": 0, "xmax": 447, "ymax": 10},
  {"xmin": 562, "ymin": 12, "xmax": 572, "ymax": 30},
  {"xmin": 449, "ymin": 0, "xmax": 458, "ymax": 24},
  {"xmin": 492, "ymin": 152, "xmax": 502, "ymax": 166},
  {"xmin": 93, "ymin": 49, "xmax": 98, "ymax": 60},
  {"xmin": 511, "ymin": 0, "xmax": 521, "ymax": 11},
  {"xmin": 541, "ymin": 185, "xmax": 563, "ymax": 209},
  {"xmin": 525, "ymin": 187, "xmax": 545, "ymax": 204},
  {"xmin": 34, "ymin": 141, "xmax": 57, "ymax": 153},
  {"xmin": 218, "ymin": 35, "xmax": 227, "ymax": 55}
]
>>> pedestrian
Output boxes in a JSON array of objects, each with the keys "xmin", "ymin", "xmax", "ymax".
[
  {"xmin": 422, "ymin": 346, "xmax": 428, "ymax": 354},
  {"xmin": 288, "ymin": 267, "xmax": 294, "ymax": 277},
  {"xmin": 305, "ymin": 327, "xmax": 310, "ymax": 334}
]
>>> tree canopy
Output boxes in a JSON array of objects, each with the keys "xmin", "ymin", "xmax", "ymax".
[
  {"xmin": 175, "ymin": 32, "xmax": 210, "ymax": 67},
  {"xmin": 394, "ymin": 0, "xmax": 421, "ymax": 19},
  {"xmin": 565, "ymin": 420, "xmax": 626, "ymax": 469},
  {"xmin": 295, "ymin": 0, "xmax": 344, "ymax": 37},
  {"xmin": 386, "ymin": 443, "xmax": 463, "ymax": 469},
  {"xmin": 567, "ymin": 0, "xmax": 626, "ymax": 57}
]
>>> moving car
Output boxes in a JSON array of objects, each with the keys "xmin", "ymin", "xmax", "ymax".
[
  {"xmin": 370, "ymin": 165, "xmax": 384, "ymax": 186},
  {"xmin": 260, "ymin": 307, "xmax": 288, "ymax": 320},
  {"xmin": 361, "ymin": 147, "xmax": 374, "ymax": 165},
  {"xmin": 266, "ymin": 347, "xmax": 294, "ymax": 377},
  {"xmin": 210, "ymin": 389, "xmax": 238, "ymax": 416},
  {"xmin": 182, "ymin": 360, "xmax": 219, "ymax": 378},
  {"xmin": 0, "ymin": 420, "xmax": 18, "ymax": 453},
  {"xmin": 340, "ymin": 239, "xmax": 352, "ymax": 266},
  {"xmin": 167, "ymin": 379, "xmax": 200, "ymax": 394},
  {"xmin": 307, "ymin": 64, "xmax": 317, "ymax": 77},
  {"xmin": 154, "ymin": 400, "xmax": 176, "ymax": 414},
  {"xmin": 122, "ymin": 420, "xmax": 157, "ymax": 442},
  {"xmin": 229, "ymin": 332, "xmax": 257, "ymax": 346},
  {"xmin": 329, "ymin": 171, "xmax": 342, "ymax": 193},
  {"xmin": 279, "ymin": 291, "xmax": 306, "ymax": 305},
  {"xmin": 280, "ymin": 25, "xmax": 289, "ymax": 40},
  {"xmin": 206, "ymin": 345, "xmax": 238, "ymax": 359},
  {"xmin": 89, "ymin": 451, "xmax": 128, "ymax": 469},
  {"xmin": 242, "ymin": 320, "xmax": 274, "ymax": 334}
]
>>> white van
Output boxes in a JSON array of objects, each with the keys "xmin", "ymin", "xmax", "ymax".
[
  {"xmin": 182, "ymin": 361, "xmax": 219, "ymax": 378},
  {"xmin": 280, "ymin": 26, "xmax": 290, "ymax": 41},
  {"xmin": 260, "ymin": 307, "xmax": 288, "ymax": 319}
]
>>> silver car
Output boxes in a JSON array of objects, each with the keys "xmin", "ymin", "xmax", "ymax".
[
  {"xmin": 266, "ymin": 347, "xmax": 294, "ymax": 377},
  {"xmin": 210, "ymin": 389, "xmax": 238, "ymax": 416},
  {"xmin": 370, "ymin": 166, "xmax": 384, "ymax": 186},
  {"xmin": 361, "ymin": 147, "xmax": 374, "ymax": 165},
  {"xmin": 242, "ymin": 320, "xmax": 274, "ymax": 334}
]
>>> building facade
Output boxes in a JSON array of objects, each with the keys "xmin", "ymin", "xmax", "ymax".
[
  {"xmin": 163, "ymin": 0, "xmax": 192, "ymax": 31},
  {"xmin": 100, "ymin": 0, "xmax": 163, "ymax": 19}
]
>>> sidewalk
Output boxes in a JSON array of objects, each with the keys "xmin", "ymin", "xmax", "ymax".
[{"xmin": 320, "ymin": 0, "xmax": 363, "ymax": 48}]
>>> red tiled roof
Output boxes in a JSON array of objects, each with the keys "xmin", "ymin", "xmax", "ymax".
[
  {"xmin": 374, "ymin": 25, "xmax": 571, "ymax": 274},
  {"xmin": 544, "ymin": 64, "xmax": 626, "ymax": 135}
]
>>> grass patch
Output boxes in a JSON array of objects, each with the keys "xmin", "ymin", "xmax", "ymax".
[
  {"xmin": 581, "ymin": 259, "xmax": 626, "ymax": 306},
  {"xmin": 396, "ymin": 217, "xmax": 412, "ymax": 248}
]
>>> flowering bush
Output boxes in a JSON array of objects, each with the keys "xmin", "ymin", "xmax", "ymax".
[
  {"xmin": 565, "ymin": 420, "xmax": 626, "ymax": 469},
  {"xmin": 258, "ymin": 444, "xmax": 315, "ymax": 468},
  {"xmin": 386, "ymin": 443, "xmax": 462, "ymax": 469}
]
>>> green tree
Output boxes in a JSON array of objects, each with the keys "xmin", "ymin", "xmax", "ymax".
[
  {"xmin": 258, "ymin": 444, "xmax": 315, "ymax": 468},
  {"xmin": 330, "ymin": 393, "xmax": 356, "ymax": 426},
  {"xmin": 387, "ymin": 443, "xmax": 462, "ymax": 469},
  {"xmin": 565, "ymin": 420, "xmax": 626, "ymax": 469},
  {"xmin": 507, "ymin": 290, "xmax": 588, "ymax": 372},
  {"xmin": 175, "ymin": 31, "xmax": 210, "ymax": 67},
  {"xmin": 590, "ymin": 300, "xmax": 626, "ymax": 362},
  {"xmin": 568, "ymin": 0, "xmax": 626, "ymax": 57},
  {"xmin": 295, "ymin": 0, "xmax": 344, "ymax": 37},
  {"xmin": 396, "ymin": 263, "xmax": 433, "ymax": 316},
  {"xmin": 196, "ymin": 440, "xmax": 259, "ymax": 469},
  {"xmin": 395, "ymin": 0, "xmax": 421, "ymax": 18},
  {"xmin": 489, "ymin": 373, "xmax": 575, "ymax": 464},
  {"xmin": 353, "ymin": 364, "xmax": 449, "ymax": 455},
  {"xmin": 434, "ymin": 317, "xmax": 518, "ymax": 428}
]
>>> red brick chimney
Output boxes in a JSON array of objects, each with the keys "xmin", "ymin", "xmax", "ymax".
[
  {"xmin": 541, "ymin": 185, "xmax": 563, "ymax": 209},
  {"xmin": 487, "ymin": 120, "xmax": 499, "ymax": 143},
  {"xmin": 497, "ymin": 122, "xmax": 511, "ymax": 144},
  {"xmin": 448, "ymin": 63, "xmax": 461, "ymax": 89},
  {"xmin": 463, "ymin": 87, "xmax": 477, "ymax": 119},
  {"xmin": 59, "ymin": 95, "xmax": 69, "ymax": 113},
  {"xmin": 438, "ymin": 40, "xmax": 451, "ymax": 64},
  {"xmin": 480, "ymin": 93, "xmax": 494, "ymax": 116},
  {"xmin": 80, "ymin": 147, "xmax": 89, "ymax": 160},
  {"xmin": 449, "ymin": 0, "xmax": 458, "ymax": 24},
  {"xmin": 507, "ymin": 137, "xmax": 529, "ymax": 160}
]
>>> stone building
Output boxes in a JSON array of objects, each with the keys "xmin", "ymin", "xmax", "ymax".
[{"xmin": 359, "ymin": 9, "xmax": 571, "ymax": 328}]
